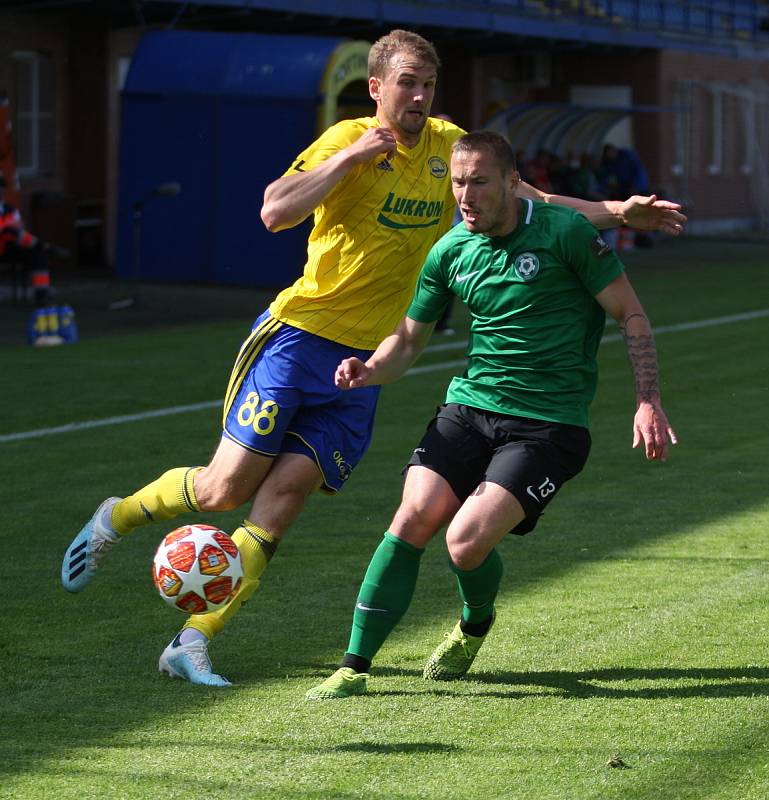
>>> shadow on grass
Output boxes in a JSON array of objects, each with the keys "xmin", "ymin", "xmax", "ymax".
[
  {"xmin": 334, "ymin": 741, "xmax": 459, "ymax": 754},
  {"xmin": 333, "ymin": 665, "xmax": 769, "ymax": 701},
  {"xmin": 466, "ymin": 665, "xmax": 769, "ymax": 700}
]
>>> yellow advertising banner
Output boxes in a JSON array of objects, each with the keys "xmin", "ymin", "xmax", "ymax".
[{"xmin": 318, "ymin": 40, "xmax": 371, "ymax": 133}]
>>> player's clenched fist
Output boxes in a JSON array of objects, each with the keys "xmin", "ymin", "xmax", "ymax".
[
  {"xmin": 335, "ymin": 357, "xmax": 372, "ymax": 390},
  {"xmin": 347, "ymin": 127, "xmax": 398, "ymax": 164}
]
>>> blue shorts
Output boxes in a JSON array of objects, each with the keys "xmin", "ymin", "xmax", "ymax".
[{"xmin": 222, "ymin": 311, "xmax": 381, "ymax": 492}]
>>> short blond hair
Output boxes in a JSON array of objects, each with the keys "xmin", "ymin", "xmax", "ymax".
[{"xmin": 368, "ymin": 29, "xmax": 440, "ymax": 79}]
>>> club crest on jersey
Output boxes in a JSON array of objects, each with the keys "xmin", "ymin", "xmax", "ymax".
[
  {"xmin": 428, "ymin": 157, "xmax": 448, "ymax": 178},
  {"xmin": 513, "ymin": 252, "xmax": 540, "ymax": 281}
]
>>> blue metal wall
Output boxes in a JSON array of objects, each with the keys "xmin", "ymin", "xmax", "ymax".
[{"xmin": 117, "ymin": 30, "xmax": 345, "ymax": 287}]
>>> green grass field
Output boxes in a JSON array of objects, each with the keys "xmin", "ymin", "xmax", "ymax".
[{"xmin": 2, "ymin": 237, "xmax": 769, "ymax": 799}]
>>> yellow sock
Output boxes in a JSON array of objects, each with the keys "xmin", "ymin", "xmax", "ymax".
[
  {"xmin": 110, "ymin": 467, "xmax": 202, "ymax": 535},
  {"xmin": 182, "ymin": 520, "xmax": 278, "ymax": 640}
]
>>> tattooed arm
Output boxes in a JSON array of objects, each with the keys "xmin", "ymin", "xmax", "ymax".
[{"xmin": 595, "ymin": 274, "xmax": 678, "ymax": 461}]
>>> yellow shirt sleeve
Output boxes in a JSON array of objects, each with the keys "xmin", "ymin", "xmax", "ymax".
[{"xmin": 283, "ymin": 118, "xmax": 373, "ymax": 176}]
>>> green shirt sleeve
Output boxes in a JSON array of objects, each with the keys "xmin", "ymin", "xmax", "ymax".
[
  {"xmin": 406, "ymin": 244, "xmax": 453, "ymax": 323},
  {"xmin": 558, "ymin": 213, "xmax": 625, "ymax": 296}
]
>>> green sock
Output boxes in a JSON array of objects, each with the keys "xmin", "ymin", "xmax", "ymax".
[
  {"xmin": 346, "ymin": 531, "xmax": 424, "ymax": 663},
  {"xmin": 452, "ymin": 549, "xmax": 504, "ymax": 625}
]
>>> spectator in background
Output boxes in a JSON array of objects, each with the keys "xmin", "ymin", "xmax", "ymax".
[
  {"xmin": 0, "ymin": 174, "xmax": 51, "ymax": 305},
  {"xmin": 569, "ymin": 153, "xmax": 605, "ymax": 202},
  {"xmin": 597, "ymin": 144, "xmax": 650, "ymax": 200},
  {"xmin": 548, "ymin": 152, "xmax": 572, "ymax": 195},
  {"xmin": 525, "ymin": 149, "xmax": 554, "ymax": 192},
  {"xmin": 598, "ymin": 144, "xmax": 654, "ymax": 249}
]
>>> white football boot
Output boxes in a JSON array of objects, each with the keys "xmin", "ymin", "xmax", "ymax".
[{"xmin": 158, "ymin": 637, "xmax": 232, "ymax": 687}]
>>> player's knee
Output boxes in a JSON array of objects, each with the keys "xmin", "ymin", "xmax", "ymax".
[
  {"xmin": 446, "ymin": 533, "xmax": 487, "ymax": 571},
  {"xmin": 390, "ymin": 501, "xmax": 444, "ymax": 544}
]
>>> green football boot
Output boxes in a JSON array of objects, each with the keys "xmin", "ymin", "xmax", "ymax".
[
  {"xmin": 423, "ymin": 614, "xmax": 495, "ymax": 681},
  {"xmin": 305, "ymin": 667, "xmax": 368, "ymax": 700}
]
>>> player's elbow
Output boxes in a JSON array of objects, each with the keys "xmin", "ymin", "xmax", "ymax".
[
  {"xmin": 261, "ymin": 202, "xmax": 302, "ymax": 233},
  {"xmin": 260, "ymin": 203, "xmax": 282, "ymax": 232}
]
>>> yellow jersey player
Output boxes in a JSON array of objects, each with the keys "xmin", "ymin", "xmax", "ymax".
[
  {"xmin": 61, "ymin": 29, "xmax": 686, "ymax": 687},
  {"xmin": 267, "ymin": 114, "xmax": 464, "ymax": 349}
]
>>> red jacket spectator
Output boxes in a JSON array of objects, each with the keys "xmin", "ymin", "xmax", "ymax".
[{"xmin": 0, "ymin": 174, "xmax": 50, "ymax": 304}]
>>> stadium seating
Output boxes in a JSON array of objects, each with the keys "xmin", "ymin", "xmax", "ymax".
[{"xmin": 477, "ymin": 0, "xmax": 762, "ymax": 41}]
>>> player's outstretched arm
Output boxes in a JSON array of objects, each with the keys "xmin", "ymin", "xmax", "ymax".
[
  {"xmin": 517, "ymin": 181, "xmax": 686, "ymax": 234},
  {"xmin": 335, "ymin": 316, "xmax": 433, "ymax": 390},
  {"xmin": 595, "ymin": 274, "xmax": 678, "ymax": 461},
  {"xmin": 261, "ymin": 127, "xmax": 398, "ymax": 232}
]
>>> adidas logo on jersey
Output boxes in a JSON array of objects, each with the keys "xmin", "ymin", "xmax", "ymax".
[{"xmin": 376, "ymin": 159, "xmax": 394, "ymax": 172}]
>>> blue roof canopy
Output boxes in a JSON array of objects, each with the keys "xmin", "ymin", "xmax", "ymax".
[{"xmin": 124, "ymin": 30, "xmax": 346, "ymax": 99}]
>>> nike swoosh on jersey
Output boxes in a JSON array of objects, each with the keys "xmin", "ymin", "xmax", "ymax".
[{"xmin": 455, "ymin": 270, "xmax": 480, "ymax": 283}]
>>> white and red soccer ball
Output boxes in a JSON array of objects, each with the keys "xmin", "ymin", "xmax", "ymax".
[{"xmin": 152, "ymin": 524, "xmax": 243, "ymax": 614}]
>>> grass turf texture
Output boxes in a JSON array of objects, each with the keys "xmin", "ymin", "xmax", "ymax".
[{"xmin": 2, "ymin": 237, "xmax": 769, "ymax": 799}]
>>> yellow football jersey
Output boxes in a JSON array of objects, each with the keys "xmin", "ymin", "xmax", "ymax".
[{"xmin": 269, "ymin": 116, "xmax": 464, "ymax": 349}]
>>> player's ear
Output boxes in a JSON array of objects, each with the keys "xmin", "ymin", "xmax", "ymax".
[
  {"xmin": 510, "ymin": 170, "xmax": 521, "ymax": 192},
  {"xmin": 369, "ymin": 76, "xmax": 381, "ymax": 102}
]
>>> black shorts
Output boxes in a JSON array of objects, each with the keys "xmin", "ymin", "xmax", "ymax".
[{"xmin": 404, "ymin": 403, "xmax": 591, "ymax": 535}]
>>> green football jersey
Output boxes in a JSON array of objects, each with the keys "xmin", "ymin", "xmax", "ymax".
[{"xmin": 407, "ymin": 198, "xmax": 625, "ymax": 428}]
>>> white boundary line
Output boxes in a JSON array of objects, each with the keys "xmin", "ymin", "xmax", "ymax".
[
  {"xmin": 2, "ymin": 308, "xmax": 767, "ymax": 444},
  {"xmin": 0, "ymin": 400, "xmax": 222, "ymax": 443}
]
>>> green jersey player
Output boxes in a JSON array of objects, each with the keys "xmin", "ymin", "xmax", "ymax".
[{"xmin": 307, "ymin": 130, "xmax": 677, "ymax": 699}]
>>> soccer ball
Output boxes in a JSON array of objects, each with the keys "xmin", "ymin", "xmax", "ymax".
[{"xmin": 152, "ymin": 524, "xmax": 243, "ymax": 614}]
